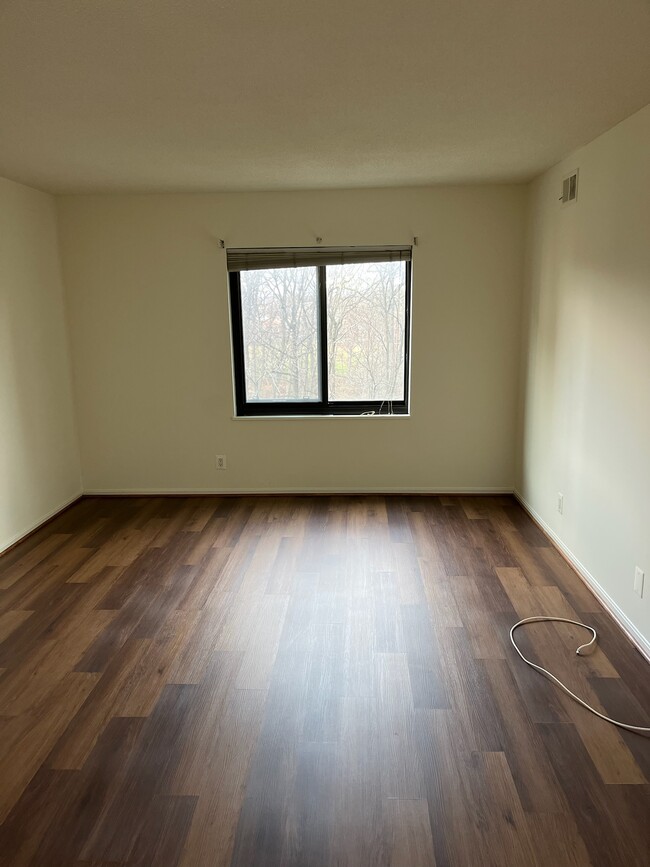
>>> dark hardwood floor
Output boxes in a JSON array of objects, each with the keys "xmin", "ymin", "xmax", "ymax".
[{"xmin": 0, "ymin": 495, "xmax": 648, "ymax": 866}]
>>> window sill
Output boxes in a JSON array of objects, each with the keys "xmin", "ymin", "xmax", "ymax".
[{"xmin": 231, "ymin": 413, "xmax": 411, "ymax": 420}]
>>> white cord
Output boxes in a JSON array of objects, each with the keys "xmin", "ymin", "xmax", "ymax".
[{"xmin": 510, "ymin": 616, "xmax": 650, "ymax": 735}]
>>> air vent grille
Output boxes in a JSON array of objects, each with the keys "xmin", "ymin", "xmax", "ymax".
[{"xmin": 561, "ymin": 170, "xmax": 578, "ymax": 204}]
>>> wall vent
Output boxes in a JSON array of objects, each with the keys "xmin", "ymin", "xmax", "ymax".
[{"xmin": 560, "ymin": 170, "xmax": 578, "ymax": 204}]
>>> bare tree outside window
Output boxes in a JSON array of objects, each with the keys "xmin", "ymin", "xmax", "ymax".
[
  {"xmin": 326, "ymin": 261, "xmax": 405, "ymax": 401},
  {"xmin": 240, "ymin": 267, "xmax": 320, "ymax": 401}
]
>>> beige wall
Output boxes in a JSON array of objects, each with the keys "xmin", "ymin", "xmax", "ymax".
[
  {"xmin": 0, "ymin": 178, "xmax": 82, "ymax": 551},
  {"xmin": 519, "ymin": 105, "xmax": 650, "ymax": 648},
  {"xmin": 57, "ymin": 186, "xmax": 527, "ymax": 494}
]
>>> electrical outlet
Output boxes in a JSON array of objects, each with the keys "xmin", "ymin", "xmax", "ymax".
[
  {"xmin": 215, "ymin": 454, "xmax": 227, "ymax": 470},
  {"xmin": 634, "ymin": 567, "xmax": 644, "ymax": 598},
  {"xmin": 557, "ymin": 492, "xmax": 564, "ymax": 515}
]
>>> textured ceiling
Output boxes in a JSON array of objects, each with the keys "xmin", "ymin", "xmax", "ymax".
[{"xmin": 1, "ymin": 0, "xmax": 649, "ymax": 192}]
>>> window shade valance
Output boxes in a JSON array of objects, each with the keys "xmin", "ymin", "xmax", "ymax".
[{"xmin": 226, "ymin": 245, "xmax": 412, "ymax": 272}]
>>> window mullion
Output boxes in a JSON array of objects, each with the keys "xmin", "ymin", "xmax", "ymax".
[
  {"xmin": 403, "ymin": 260, "xmax": 411, "ymax": 408},
  {"xmin": 318, "ymin": 266, "xmax": 329, "ymax": 408}
]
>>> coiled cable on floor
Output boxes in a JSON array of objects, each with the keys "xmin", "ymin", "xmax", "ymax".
[{"xmin": 509, "ymin": 616, "xmax": 650, "ymax": 735}]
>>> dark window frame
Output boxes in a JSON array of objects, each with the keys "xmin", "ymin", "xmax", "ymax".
[{"xmin": 229, "ymin": 260, "xmax": 412, "ymax": 417}]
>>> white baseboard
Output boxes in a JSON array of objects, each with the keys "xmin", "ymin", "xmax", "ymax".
[
  {"xmin": 0, "ymin": 491, "xmax": 83, "ymax": 555},
  {"xmin": 514, "ymin": 490, "xmax": 650, "ymax": 664},
  {"xmin": 84, "ymin": 486, "xmax": 513, "ymax": 496}
]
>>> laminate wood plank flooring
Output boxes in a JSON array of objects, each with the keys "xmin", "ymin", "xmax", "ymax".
[{"xmin": 0, "ymin": 495, "xmax": 648, "ymax": 866}]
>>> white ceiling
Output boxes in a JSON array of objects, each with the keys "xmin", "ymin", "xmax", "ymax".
[{"xmin": 1, "ymin": 0, "xmax": 649, "ymax": 193}]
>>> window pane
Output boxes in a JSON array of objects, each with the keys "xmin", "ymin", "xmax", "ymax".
[
  {"xmin": 240, "ymin": 267, "xmax": 320, "ymax": 402},
  {"xmin": 326, "ymin": 261, "xmax": 406, "ymax": 402}
]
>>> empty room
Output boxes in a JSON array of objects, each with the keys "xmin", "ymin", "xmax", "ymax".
[{"xmin": 0, "ymin": 2, "xmax": 649, "ymax": 865}]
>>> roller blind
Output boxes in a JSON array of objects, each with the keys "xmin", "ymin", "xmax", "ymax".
[{"xmin": 226, "ymin": 245, "xmax": 412, "ymax": 272}]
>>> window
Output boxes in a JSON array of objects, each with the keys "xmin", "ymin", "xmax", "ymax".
[{"xmin": 228, "ymin": 246, "xmax": 412, "ymax": 416}]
